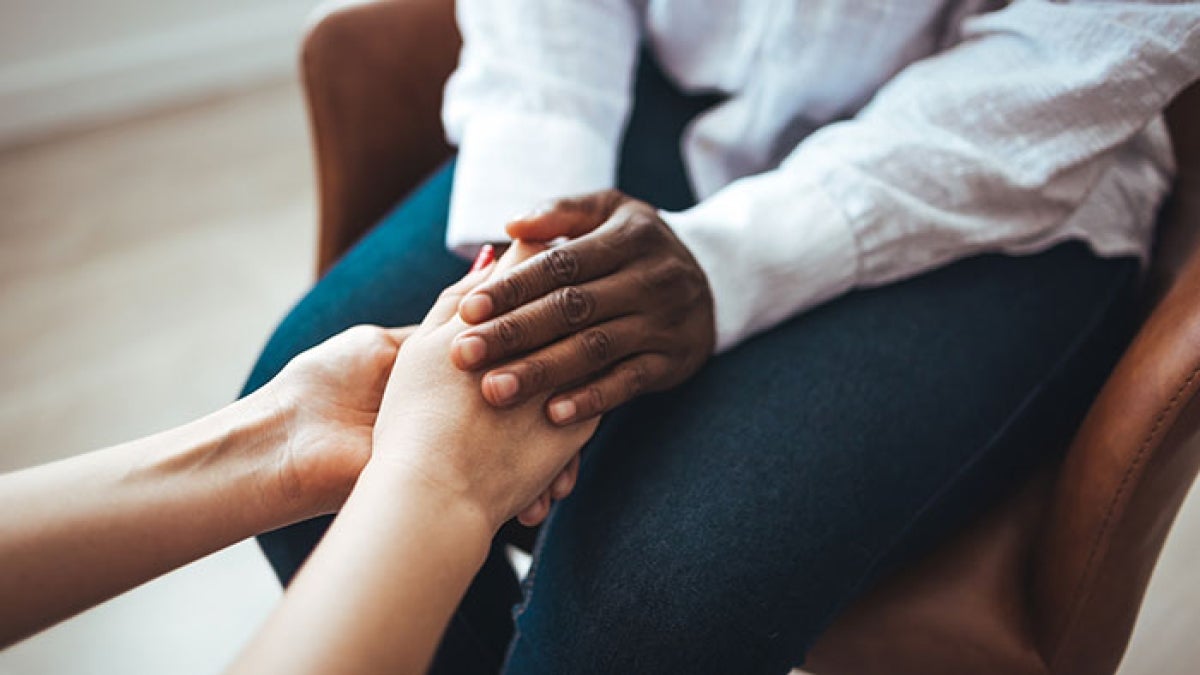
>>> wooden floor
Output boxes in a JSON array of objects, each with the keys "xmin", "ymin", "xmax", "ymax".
[{"xmin": 0, "ymin": 80, "xmax": 1196, "ymax": 674}]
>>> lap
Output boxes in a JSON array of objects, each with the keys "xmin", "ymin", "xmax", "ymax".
[
  {"xmin": 242, "ymin": 155, "xmax": 1136, "ymax": 674},
  {"xmin": 241, "ymin": 52, "xmax": 1139, "ymax": 673},
  {"xmin": 503, "ymin": 242, "xmax": 1137, "ymax": 674}
]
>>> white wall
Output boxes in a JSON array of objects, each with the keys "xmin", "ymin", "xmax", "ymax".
[{"xmin": 0, "ymin": 0, "xmax": 325, "ymax": 146}]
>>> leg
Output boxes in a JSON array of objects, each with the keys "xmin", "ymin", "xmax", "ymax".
[
  {"xmin": 240, "ymin": 49, "xmax": 717, "ymax": 672},
  {"xmin": 503, "ymin": 241, "xmax": 1138, "ymax": 674}
]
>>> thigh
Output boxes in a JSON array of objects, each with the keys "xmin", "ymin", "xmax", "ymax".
[
  {"xmin": 503, "ymin": 242, "xmax": 1139, "ymax": 675},
  {"xmin": 243, "ymin": 162, "xmax": 464, "ymax": 401},
  {"xmin": 245, "ymin": 161, "xmax": 467, "ymax": 582}
]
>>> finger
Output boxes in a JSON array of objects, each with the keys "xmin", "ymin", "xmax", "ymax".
[
  {"xmin": 546, "ymin": 353, "xmax": 672, "ymax": 425},
  {"xmin": 382, "ymin": 325, "xmax": 419, "ymax": 346},
  {"xmin": 478, "ymin": 315, "xmax": 650, "ymax": 407},
  {"xmin": 451, "ymin": 272, "xmax": 643, "ymax": 371},
  {"xmin": 515, "ymin": 501, "xmax": 541, "ymax": 527},
  {"xmin": 421, "ymin": 259, "xmax": 497, "ymax": 328},
  {"xmin": 505, "ymin": 190, "xmax": 626, "ymax": 241},
  {"xmin": 458, "ymin": 235, "xmax": 626, "ymax": 325},
  {"xmin": 492, "ymin": 239, "xmax": 546, "ymax": 273},
  {"xmin": 516, "ymin": 492, "xmax": 552, "ymax": 527},
  {"xmin": 469, "ymin": 244, "xmax": 496, "ymax": 272},
  {"xmin": 549, "ymin": 455, "xmax": 580, "ymax": 501}
]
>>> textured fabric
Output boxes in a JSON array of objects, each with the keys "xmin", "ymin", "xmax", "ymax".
[
  {"xmin": 442, "ymin": 0, "xmax": 1198, "ymax": 350},
  {"xmin": 501, "ymin": 243, "xmax": 1137, "ymax": 675},
  {"xmin": 248, "ymin": 55, "xmax": 1141, "ymax": 672}
]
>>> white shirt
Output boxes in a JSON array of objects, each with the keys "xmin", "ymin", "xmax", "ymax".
[{"xmin": 442, "ymin": 0, "xmax": 1200, "ymax": 352}]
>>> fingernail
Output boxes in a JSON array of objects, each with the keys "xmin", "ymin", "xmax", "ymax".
[
  {"xmin": 455, "ymin": 336, "xmax": 487, "ymax": 367},
  {"xmin": 485, "ymin": 372, "xmax": 520, "ymax": 404},
  {"xmin": 549, "ymin": 399, "xmax": 577, "ymax": 424},
  {"xmin": 470, "ymin": 244, "xmax": 496, "ymax": 272},
  {"xmin": 460, "ymin": 294, "xmax": 493, "ymax": 323}
]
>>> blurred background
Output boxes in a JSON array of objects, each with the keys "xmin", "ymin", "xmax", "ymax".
[
  {"xmin": 0, "ymin": 1, "xmax": 1196, "ymax": 673},
  {"xmin": 0, "ymin": 0, "xmax": 320, "ymax": 672}
]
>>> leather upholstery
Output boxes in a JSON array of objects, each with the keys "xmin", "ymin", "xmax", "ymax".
[
  {"xmin": 299, "ymin": 2, "xmax": 1200, "ymax": 672},
  {"xmin": 302, "ymin": 0, "xmax": 459, "ymax": 275},
  {"xmin": 810, "ymin": 82, "xmax": 1200, "ymax": 675}
]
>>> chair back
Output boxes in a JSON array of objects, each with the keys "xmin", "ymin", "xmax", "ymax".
[{"xmin": 1029, "ymin": 81, "xmax": 1200, "ymax": 674}]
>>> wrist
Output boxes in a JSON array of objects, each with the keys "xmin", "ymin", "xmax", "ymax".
[
  {"xmin": 359, "ymin": 453, "xmax": 501, "ymax": 539},
  {"xmin": 227, "ymin": 386, "xmax": 326, "ymax": 526}
]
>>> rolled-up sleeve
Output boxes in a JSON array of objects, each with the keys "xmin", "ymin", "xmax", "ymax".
[
  {"xmin": 664, "ymin": 1, "xmax": 1198, "ymax": 352},
  {"xmin": 442, "ymin": 0, "xmax": 642, "ymax": 258}
]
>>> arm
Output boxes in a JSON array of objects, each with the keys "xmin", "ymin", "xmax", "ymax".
[
  {"xmin": 449, "ymin": 1, "xmax": 1200, "ymax": 415},
  {"xmin": 663, "ymin": 0, "xmax": 1200, "ymax": 350},
  {"xmin": 231, "ymin": 244, "xmax": 598, "ymax": 674},
  {"xmin": 0, "ymin": 326, "xmax": 413, "ymax": 647},
  {"xmin": 441, "ymin": 0, "xmax": 642, "ymax": 256},
  {"xmin": 228, "ymin": 467, "xmax": 493, "ymax": 674}
]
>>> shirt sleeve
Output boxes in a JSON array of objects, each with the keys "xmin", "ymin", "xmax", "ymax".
[
  {"xmin": 441, "ymin": 0, "xmax": 642, "ymax": 258},
  {"xmin": 664, "ymin": 1, "xmax": 1199, "ymax": 352}
]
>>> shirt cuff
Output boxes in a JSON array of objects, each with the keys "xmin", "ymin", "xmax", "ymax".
[
  {"xmin": 661, "ymin": 171, "xmax": 862, "ymax": 353},
  {"xmin": 446, "ymin": 112, "xmax": 617, "ymax": 259}
]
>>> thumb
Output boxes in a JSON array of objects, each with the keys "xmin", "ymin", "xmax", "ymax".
[
  {"xmin": 382, "ymin": 325, "xmax": 418, "ymax": 346},
  {"xmin": 505, "ymin": 190, "xmax": 626, "ymax": 241}
]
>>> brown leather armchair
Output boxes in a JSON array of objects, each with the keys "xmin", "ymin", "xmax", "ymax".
[{"xmin": 298, "ymin": 1, "xmax": 1200, "ymax": 672}]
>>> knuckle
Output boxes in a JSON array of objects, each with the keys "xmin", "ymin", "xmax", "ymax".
[
  {"xmin": 346, "ymin": 323, "xmax": 378, "ymax": 339},
  {"xmin": 493, "ymin": 275, "xmax": 529, "ymax": 310},
  {"xmin": 555, "ymin": 196, "xmax": 590, "ymax": 215},
  {"xmin": 682, "ymin": 265, "xmax": 708, "ymax": 295},
  {"xmin": 583, "ymin": 386, "xmax": 606, "ymax": 413},
  {"xmin": 579, "ymin": 328, "xmax": 614, "ymax": 364},
  {"xmin": 366, "ymin": 326, "xmax": 395, "ymax": 350},
  {"xmin": 622, "ymin": 362, "xmax": 650, "ymax": 398},
  {"xmin": 344, "ymin": 325, "xmax": 391, "ymax": 355},
  {"xmin": 493, "ymin": 316, "xmax": 525, "ymax": 349},
  {"xmin": 436, "ymin": 285, "xmax": 460, "ymax": 304},
  {"xmin": 640, "ymin": 259, "xmax": 687, "ymax": 295},
  {"xmin": 543, "ymin": 248, "xmax": 581, "ymax": 284},
  {"xmin": 611, "ymin": 219, "xmax": 643, "ymax": 249},
  {"xmin": 628, "ymin": 214, "xmax": 664, "ymax": 250},
  {"xmin": 553, "ymin": 286, "xmax": 595, "ymax": 327},
  {"xmin": 660, "ymin": 259, "xmax": 691, "ymax": 284},
  {"xmin": 520, "ymin": 358, "xmax": 551, "ymax": 390},
  {"xmin": 599, "ymin": 189, "xmax": 626, "ymax": 213}
]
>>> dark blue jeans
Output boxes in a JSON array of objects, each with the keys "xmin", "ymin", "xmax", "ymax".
[{"xmin": 242, "ymin": 56, "xmax": 1139, "ymax": 673}]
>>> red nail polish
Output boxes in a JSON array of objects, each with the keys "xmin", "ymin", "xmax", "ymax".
[{"xmin": 470, "ymin": 244, "xmax": 496, "ymax": 272}]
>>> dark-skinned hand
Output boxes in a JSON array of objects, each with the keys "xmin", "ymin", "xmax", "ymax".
[{"xmin": 450, "ymin": 190, "xmax": 717, "ymax": 429}]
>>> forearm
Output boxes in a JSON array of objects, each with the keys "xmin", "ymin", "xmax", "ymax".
[
  {"xmin": 0, "ymin": 389, "xmax": 306, "ymax": 646},
  {"xmin": 666, "ymin": 2, "xmax": 1198, "ymax": 352},
  {"xmin": 230, "ymin": 461, "xmax": 493, "ymax": 675}
]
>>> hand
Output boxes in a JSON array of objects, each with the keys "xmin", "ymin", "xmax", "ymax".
[
  {"xmin": 371, "ymin": 243, "xmax": 601, "ymax": 531},
  {"xmin": 264, "ymin": 324, "xmax": 415, "ymax": 516},
  {"xmin": 450, "ymin": 190, "xmax": 716, "ymax": 425}
]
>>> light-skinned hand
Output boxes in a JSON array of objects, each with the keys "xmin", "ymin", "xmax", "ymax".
[{"xmin": 371, "ymin": 242, "xmax": 601, "ymax": 531}]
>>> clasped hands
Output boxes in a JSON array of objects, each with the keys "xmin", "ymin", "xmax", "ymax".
[
  {"xmin": 277, "ymin": 191, "xmax": 715, "ymax": 532},
  {"xmin": 0, "ymin": 190, "xmax": 715, "ymax": 662}
]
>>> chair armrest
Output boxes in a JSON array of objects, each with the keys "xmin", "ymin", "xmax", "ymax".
[
  {"xmin": 1033, "ymin": 85, "xmax": 1200, "ymax": 673},
  {"xmin": 301, "ymin": 0, "xmax": 459, "ymax": 275}
]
